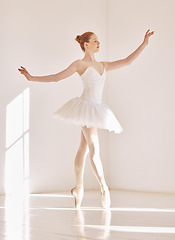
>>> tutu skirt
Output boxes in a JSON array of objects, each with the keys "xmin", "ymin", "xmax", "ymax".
[{"xmin": 53, "ymin": 97, "xmax": 123, "ymax": 134}]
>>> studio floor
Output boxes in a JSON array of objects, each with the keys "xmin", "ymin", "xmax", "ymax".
[{"xmin": 0, "ymin": 189, "xmax": 175, "ymax": 240}]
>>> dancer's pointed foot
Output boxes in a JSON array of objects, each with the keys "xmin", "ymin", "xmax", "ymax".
[
  {"xmin": 71, "ymin": 183, "xmax": 84, "ymax": 208},
  {"xmin": 100, "ymin": 186, "xmax": 111, "ymax": 209}
]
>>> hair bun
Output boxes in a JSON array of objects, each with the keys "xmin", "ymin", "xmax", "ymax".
[{"xmin": 75, "ymin": 35, "xmax": 81, "ymax": 43}]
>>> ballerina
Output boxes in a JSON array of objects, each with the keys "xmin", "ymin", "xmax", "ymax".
[{"xmin": 18, "ymin": 29, "xmax": 154, "ymax": 208}]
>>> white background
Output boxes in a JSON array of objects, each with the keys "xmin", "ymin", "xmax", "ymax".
[{"xmin": 0, "ymin": 0, "xmax": 174, "ymax": 194}]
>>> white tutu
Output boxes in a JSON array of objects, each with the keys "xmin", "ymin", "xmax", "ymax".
[{"xmin": 53, "ymin": 66, "xmax": 123, "ymax": 134}]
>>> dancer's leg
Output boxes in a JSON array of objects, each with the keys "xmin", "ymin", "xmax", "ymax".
[
  {"xmin": 81, "ymin": 126, "xmax": 108, "ymax": 189},
  {"xmin": 74, "ymin": 128, "xmax": 89, "ymax": 186},
  {"xmin": 81, "ymin": 126, "xmax": 111, "ymax": 208},
  {"xmin": 71, "ymin": 129, "xmax": 89, "ymax": 208}
]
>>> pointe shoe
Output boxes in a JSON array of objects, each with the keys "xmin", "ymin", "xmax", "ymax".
[
  {"xmin": 100, "ymin": 186, "xmax": 111, "ymax": 209},
  {"xmin": 71, "ymin": 184, "xmax": 84, "ymax": 208}
]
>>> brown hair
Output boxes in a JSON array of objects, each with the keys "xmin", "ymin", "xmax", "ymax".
[{"xmin": 75, "ymin": 32, "xmax": 94, "ymax": 52}]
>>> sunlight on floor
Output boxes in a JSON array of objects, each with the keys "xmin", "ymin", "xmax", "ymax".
[
  {"xmin": 5, "ymin": 195, "xmax": 29, "ymax": 240},
  {"xmin": 83, "ymin": 224, "xmax": 175, "ymax": 233},
  {"xmin": 1, "ymin": 190, "xmax": 175, "ymax": 240}
]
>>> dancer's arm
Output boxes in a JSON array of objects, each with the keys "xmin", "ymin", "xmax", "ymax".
[
  {"xmin": 18, "ymin": 60, "xmax": 79, "ymax": 82},
  {"xmin": 103, "ymin": 29, "xmax": 154, "ymax": 71}
]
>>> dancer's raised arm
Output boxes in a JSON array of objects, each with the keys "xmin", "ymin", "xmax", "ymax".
[
  {"xmin": 103, "ymin": 29, "xmax": 154, "ymax": 71},
  {"xmin": 18, "ymin": 60, "xmax": 79, "ymax": 83}
]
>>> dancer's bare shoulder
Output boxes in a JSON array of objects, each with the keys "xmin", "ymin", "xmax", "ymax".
[
  {"xmin": 54, "ymin": 60, "xmax": 79, "ymax": 82},
  {"xmin": 64, "ymin": 59, "xmax": 87, "ymax": 77},
  {"xmin": 76, "ymin": 59, "xmax": 90, "ymax": 76}
]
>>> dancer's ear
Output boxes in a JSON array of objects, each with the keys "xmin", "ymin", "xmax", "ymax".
[{"xmin": 84, "ymin": 42, "xmax": 89, "ymax": 49}]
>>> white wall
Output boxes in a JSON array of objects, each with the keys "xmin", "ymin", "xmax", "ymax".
[
  {"xmin": 1, "ymin": 0, "xmax": 175, "ymax": 195},
  {"xmin": 107, "ymin": 0, "xmax": 175, "ymax": 193}
]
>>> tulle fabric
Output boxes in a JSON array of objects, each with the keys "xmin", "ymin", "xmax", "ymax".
[
  {"xmin": 53, "ymin": 97, "xmax": 123, "ymax": 134},
  {"xmin": 53, "ymin": 66, "xmax": 123, "ymax": 134}
]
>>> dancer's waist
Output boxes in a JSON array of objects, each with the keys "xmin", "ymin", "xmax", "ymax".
[{"xmin": 80, "ymin": 93, "xmax": 102, "ymax": 103}]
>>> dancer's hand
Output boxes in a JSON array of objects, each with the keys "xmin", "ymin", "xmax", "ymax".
[
  {"xmin": 18, "ymin": 66, "xmax": 33, "ymax": 81},
  {"xmin": 143, "ymin": 29, "xmax": 154, "ymax": 45}
]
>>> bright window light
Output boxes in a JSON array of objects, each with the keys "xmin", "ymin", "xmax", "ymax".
[{"xmin": 5, "ymin": 88, "xmax": 30, "ymax": 195}]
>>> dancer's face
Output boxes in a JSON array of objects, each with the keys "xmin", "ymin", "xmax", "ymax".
[{"xmin": 85, "ymin": 34, "xmax": 100, "ymax": 53}]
